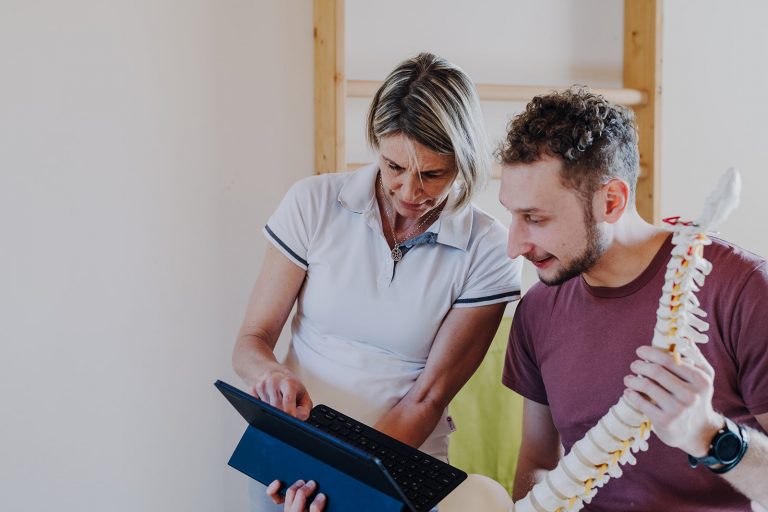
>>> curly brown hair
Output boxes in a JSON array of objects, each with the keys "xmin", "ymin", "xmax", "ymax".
[{"xmin": 497, "ymin": 86, "xmax": 640, "ymax": 204}]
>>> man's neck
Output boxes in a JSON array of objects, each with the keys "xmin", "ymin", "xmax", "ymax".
[{"xmin": 582, "ymin": 213, "xmax": 670, "ymax": 288}]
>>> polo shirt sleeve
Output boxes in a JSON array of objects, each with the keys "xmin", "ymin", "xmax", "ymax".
[
  {"xmin": 262, "ymin": 176, "xmax": 321, "ymax": 270},
  {"xmin": 453, "ymin": 221, "xmax": 522, "ymax": 308},
  {"xmin": 502, "ymin": 295, "xmax": 549, "ymax": 405},
  {"xmin": 732, "ymin": 262, "xmax": 768, "ymax": 416}
]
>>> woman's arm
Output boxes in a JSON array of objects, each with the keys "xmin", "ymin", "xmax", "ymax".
[
  {"xmin": 232, "ymin": 244, "xmax": 310, "ymax": 418},
  {"xmin": 372, "ymin": 302, "xmax": 506, "ymax": 447}
]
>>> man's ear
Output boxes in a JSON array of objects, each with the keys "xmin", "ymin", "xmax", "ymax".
[{"xmin": 596, "ymin": 178, "xmax": 630, "ymax": 223}]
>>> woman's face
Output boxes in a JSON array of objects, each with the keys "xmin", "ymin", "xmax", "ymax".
[{"xmin": 377, "ymin": 134, "xmax": 458, "ymax": 219}]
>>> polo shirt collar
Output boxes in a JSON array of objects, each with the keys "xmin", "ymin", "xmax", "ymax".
[{"xmin": 338, "ymin": 163, "xmax": 473, "ymax": 251}]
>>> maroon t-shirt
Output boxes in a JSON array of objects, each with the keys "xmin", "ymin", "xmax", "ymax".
[{"xmin": 503, "ymin": 235, "xmax": 768, "ymax": 511}]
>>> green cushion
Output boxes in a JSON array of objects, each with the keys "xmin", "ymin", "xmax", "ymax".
[{"xmin": 447, "ymin": 316, "xmax": 523, "ymax": 494}]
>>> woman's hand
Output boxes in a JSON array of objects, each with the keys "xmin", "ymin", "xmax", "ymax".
[
  {"xmin": 267, "ymin": 479, "xmax": 326, "ymax": 512},
  {"xmin": 252, "ymin": 362, "xmax": 313, "ymax": 420}
]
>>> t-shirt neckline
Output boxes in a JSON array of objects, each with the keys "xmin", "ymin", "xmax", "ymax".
[{"xmin": 581, "ymin": 234, "xmax": 673, "ymax": 298}]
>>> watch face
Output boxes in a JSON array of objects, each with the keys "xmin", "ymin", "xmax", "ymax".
[{"xmin": 714, "ymin": 432, "xmax": 742, "ymax": 463}]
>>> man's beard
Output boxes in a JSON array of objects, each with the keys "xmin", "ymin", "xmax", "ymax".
[{"xmin": 540, "ymin": 213, "xmax": 607, "ymax": 286}]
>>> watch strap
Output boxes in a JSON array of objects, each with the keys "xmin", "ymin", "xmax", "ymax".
[{"xmin": 687, "ymin": 417, "xmax": 749, "ymax": 474}]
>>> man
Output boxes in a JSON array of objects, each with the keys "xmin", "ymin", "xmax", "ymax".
[{"xmin": 499, "ymin": 87, "xmax": 768, "ymax": 511}]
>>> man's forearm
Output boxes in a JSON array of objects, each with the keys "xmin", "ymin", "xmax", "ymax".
[
  {"xmin": 722, "ymin": 426, "xmax": 768, "ymax": 507},
  {"xmin": 512, "ymin": 454, "xmax": 560, "ymax": 501}
]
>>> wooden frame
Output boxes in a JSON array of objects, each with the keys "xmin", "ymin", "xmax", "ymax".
[
  {"xmin": 314, "ymin": 0, "xmax": 662, "ymax": 222},
  {"xmin": 624, "ymin": 0, "xmax": 663, "ymax": 223},
  {"xmin": 313, "ymin": 0, "xmax": 345, "ymax": 174}
]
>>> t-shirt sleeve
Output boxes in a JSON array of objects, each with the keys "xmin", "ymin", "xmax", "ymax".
[
  {"xmin": 502, "ymin": 295, "xmax": 549, "ymax": 405},
  {"xmin": 732, "ymin": 262, "xmax": 768, "ymax": 416},
  {"xmin": 453, "ymin": 221, "xmax": 522, "ymax": 308},
  {"xmin": 262, "ymin": 177, "xmax": 321, "ymax": 270}
]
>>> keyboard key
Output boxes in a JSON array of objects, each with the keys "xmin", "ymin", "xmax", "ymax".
[
  {"xmin": 306, "ymin": 403, "xmax": 465, "ymax": 511},
  {"xmin": 423, "ymin": 480, "xmax": 444, "ymax": 492}
]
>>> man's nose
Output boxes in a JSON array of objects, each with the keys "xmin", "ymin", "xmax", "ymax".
[{"xmin": 507, "ymin": 220, "xmax": 532, "ymax": 259}]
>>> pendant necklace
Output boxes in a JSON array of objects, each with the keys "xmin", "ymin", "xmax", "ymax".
[{"xmin": 378, "ymin": 173, "xmax": 443, "ymax": 262}]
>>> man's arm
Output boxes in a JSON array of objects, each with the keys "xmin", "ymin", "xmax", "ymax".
[
  {"xmin": 724, "ymin": 412, "xmax": 768, "ymax": 509},
  {"xmin": 625, "ymin": 344, "xmax": 768, "ymax": 508},
  {"xmin": 512, "ymin": 398, "xmax": 561, "ymax": 501}
]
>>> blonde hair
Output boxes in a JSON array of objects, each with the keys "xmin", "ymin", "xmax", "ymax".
[{"xmin": 366, "ymin": 53, "xmax": 490, "ymax": 211}]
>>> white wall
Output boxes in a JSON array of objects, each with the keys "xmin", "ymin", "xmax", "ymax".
[
  {"xmin": 2, "ymin": 1, "xmax": 766, "ymax": 511},
  {"xmin": 662, "ymin": 0, "xmax": 768, "ymax": 257},
  {"xmin": 0, "ymin": 1, "xmax": 312, "ymax": 511}
]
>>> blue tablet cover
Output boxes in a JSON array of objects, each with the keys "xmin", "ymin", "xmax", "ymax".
[{"xmin": 215, "ymin": 380, "xmax": 413, "ymax": 512}]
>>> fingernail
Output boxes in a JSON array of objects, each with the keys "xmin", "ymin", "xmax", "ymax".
[
  {"xmin": 306, "ymin": 480, "xmax": 316, "ymax": 488},
  {"xmin": 316, "ymin": 493, "xmax": 326, "ymax": 502}
]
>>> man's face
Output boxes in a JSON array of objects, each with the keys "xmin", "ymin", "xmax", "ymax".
[{"xmin": 499, "ymin": 154, "xmax": 607, "ymax": 286}]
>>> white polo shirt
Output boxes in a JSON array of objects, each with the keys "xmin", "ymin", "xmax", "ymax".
[{"xmin": 263, "ymin": 164, "xmax": 521, "ymax": 456}]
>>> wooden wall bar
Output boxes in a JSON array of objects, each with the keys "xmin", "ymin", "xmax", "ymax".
[
  {"xmin": 313, "ymin": 0, "xmax": 346, "ymax": 174},
  {"xmin": 624, "ymin": 0, "xmax": 662, "ymax": 223},
  {"xmin": 348, "ymin": 80, "xmax": 648, "ymax": 107}
]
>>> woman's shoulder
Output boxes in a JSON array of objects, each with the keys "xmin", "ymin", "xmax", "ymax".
[
  {"xmin": 289, "ymin": 171, "xmax": 354, "ymax": 196},
  {"xmin": 280, "ymin": 171, "xmax": 360, "ymax": 215},
  {"xmin": 465, "ymin": 203, "xmax": 508, "ymax": 243}
]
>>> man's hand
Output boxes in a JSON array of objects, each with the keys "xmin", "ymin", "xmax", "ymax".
[{"xmin": 623, "ymin": 344, "xmax": 723, "ymax": 457}]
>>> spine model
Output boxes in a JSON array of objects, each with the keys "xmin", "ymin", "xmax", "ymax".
[{"xmin": 512, "ymin": 169, "xmax": 741, "ymax": 512}]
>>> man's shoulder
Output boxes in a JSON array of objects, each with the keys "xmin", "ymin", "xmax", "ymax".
[
  {"xmin": 699, "ymin": 237, "xmax": 766, "ymax": 286},
  {"xmin": 707, "ymin": 236, "xmax": 766, "ymax": 269},
  {"xmin": 517, "ymin": 279, "xmax": 569, "ymax": 316}
]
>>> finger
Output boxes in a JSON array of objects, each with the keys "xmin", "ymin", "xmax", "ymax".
[
  {"xmin": 623, "ymin": 374, "xmax": 678, "ymax": 413},
  {"xmin": 288, "ymin": 481, "xmax": 316, "ymax": 512},
  {"xmin": 253, "ymin": 380, "xmax": 267, "ymax": 401},
  {"xmin": 623, "ymin": 389, "xmax": 665, "ymax": 425},
  {"xmin": 263, "ymin": 378, "xmax": 282, "ymax": 408},
  {"xmin": 266, "ymin": 480, "xmax": 285, "ymax": 505},
  {"xmin": 681, "ymin": 342, "xmax": 716, "ymax": 377},
  {"xmin": 629, "ymin": 359, "xmax": 698, "ymax": 401},
  {"xmin": 636, "ymin": 345, "xmax": 684, "ymax": 368},
  {"xmin": 284, "ymin": 479, "xmax": 305, "ymax": 507},
  {"xmin": 631, "ymin": 354, "xmax": 713, "ymax": 397},
  {"xmin": 280, "ymin": 380, "xmax": 297, "ymax": 418},
  {"xmin": 637, "ymin": 344, "xmax": 713, "ymax": 378},
  {"xmin": 309, "ymin": 493, "xmax": 326, "ymax": 512},
  {"xmin": 296, "ymin": 391, "xmax": 313, "ymax": 420},
  {"xmin": 636, "ymin": 346, "xmax": 705, "ymax": 383}
]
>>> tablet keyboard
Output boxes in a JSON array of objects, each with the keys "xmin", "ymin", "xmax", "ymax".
[{"xmin": 309, "ymin": 404, "xmax": 465, "ymax": 511}]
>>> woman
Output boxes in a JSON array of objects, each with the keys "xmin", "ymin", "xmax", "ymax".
[{"xmin": 232, "ymin": 53, "xmax": 521, "ymax": 510}]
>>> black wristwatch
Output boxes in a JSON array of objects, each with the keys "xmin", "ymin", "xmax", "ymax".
[{"xmin": 687, "ymin": 417, "xmax": 749, "ymax": 474}]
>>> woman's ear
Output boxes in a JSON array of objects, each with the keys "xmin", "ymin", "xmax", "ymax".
[{"xmin": 597, "ymin": 178, "xmax": 630, "ymax": 223}]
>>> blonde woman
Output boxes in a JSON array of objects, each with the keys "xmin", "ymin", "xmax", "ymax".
[{"xmin": 233, "ymin": 53, "xmax": 522, "ymax": 511}]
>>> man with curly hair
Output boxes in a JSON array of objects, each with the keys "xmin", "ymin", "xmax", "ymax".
[{"xmin": 499, "ymin": 87, "xmax": 768, "ymax": 511}]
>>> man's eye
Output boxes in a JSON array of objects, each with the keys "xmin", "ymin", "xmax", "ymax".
[{"xmin": 526, "ymin": 215, "xmax": 541, "ymax": 224}]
